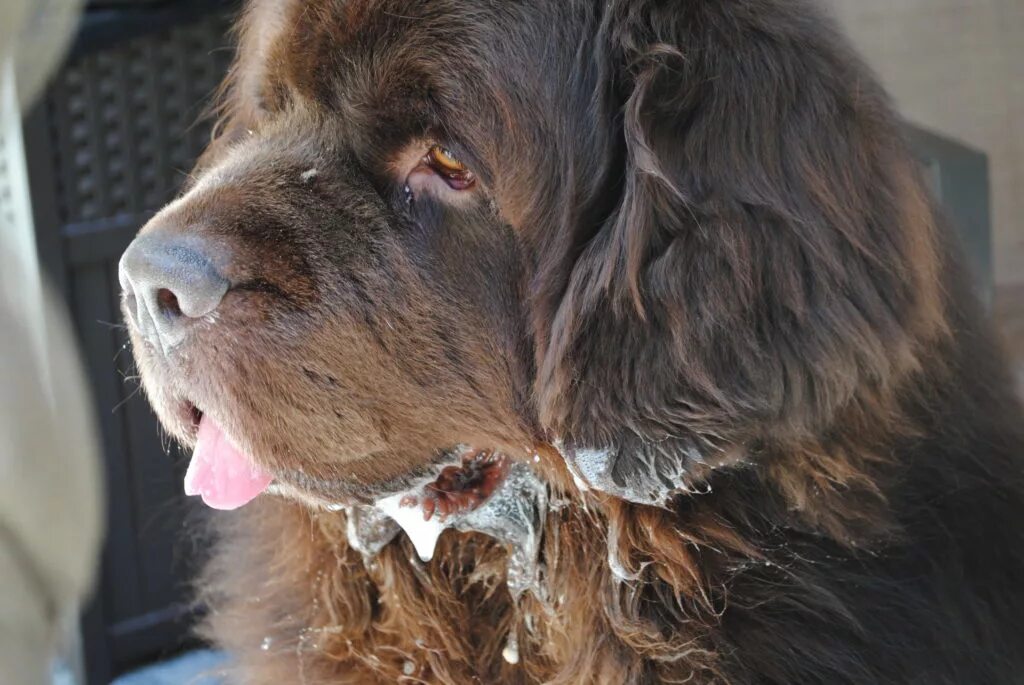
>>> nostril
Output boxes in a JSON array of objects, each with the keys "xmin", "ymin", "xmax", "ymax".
[
  {"xmin": 119, "ymin": 232, "xmax": 230, "ymax": 350},
  {"xmin": 156, "ymin": 288, "xmax": 183, "ymax": 319}
]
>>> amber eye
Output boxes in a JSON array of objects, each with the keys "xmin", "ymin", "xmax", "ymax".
[
  {"xmin": 429, "ymin": 145, "xmax": 465, "ymax": 172},
  {"xmin": 425, "ymin": 145, "xmax": 475, "ymax": 190}
]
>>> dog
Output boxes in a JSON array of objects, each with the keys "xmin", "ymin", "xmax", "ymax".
[{"xmin": 118, "ymin": 0, "xmax": 1024, "ymax": 682}]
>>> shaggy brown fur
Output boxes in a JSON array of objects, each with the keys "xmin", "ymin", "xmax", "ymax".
[{"xmin": 123, "ymin": 0, "xmax": 1024, "ymax": 682}]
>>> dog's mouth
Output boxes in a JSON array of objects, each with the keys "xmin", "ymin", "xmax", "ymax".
[
  {"xmin": 182, "ymin": 406, "xmax": 275, "ymax": 510},
  {"xmin": 172, "ymin": 399, "xmax": 548, "ymax": 621},
  {"xmin": 178, "ymin": 399, "xmax": 544, "ymax": 587},
  {"xmin": 176, "ymin": 399, "xmax": 515, "ymax": 520}
]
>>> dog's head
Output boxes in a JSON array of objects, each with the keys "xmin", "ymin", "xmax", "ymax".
[{"xmin": 121, "ymin": 0, "xmax": 945, "ymax": 512}]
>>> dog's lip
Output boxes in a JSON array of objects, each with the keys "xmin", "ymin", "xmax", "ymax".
[
  {"xmin": 166, "ymin": 395, "xmax": 519, "ymax": 508},
  {"xmin": 270, "ymin": 447, "xmax": 514, "ymax": 509},
  {"xmin": 166, "ymin": 394, "xmax": 409, "ymax": 503},
  {"xmin": 270, "ymin": 459, "xmax": 438, "ymax": 506},
  {"xmin": 173, "ymin": 398, "xmax": 204, "ymax": 442},
  {"xmin": 186, "ymin": 401, "xmax": 203, "ymax": 433}
]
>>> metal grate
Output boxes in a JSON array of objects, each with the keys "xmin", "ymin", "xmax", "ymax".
[{"xmin": 46, "ymin": 17, "xmax": 231, "ymax": 225}]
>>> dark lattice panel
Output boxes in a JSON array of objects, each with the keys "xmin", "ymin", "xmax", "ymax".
[
  {"xmin": 22, "ymin": 8, "xmax": 237, "ymax": 683},
  {"xmin": 46, "ymin": 18, "xmax": 231, "ymax": 226}
]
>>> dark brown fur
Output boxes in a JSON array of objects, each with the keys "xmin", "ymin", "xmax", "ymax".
[{"xmin": 124, "ymin": 0, "xmax": 1024, "ymax": 682}]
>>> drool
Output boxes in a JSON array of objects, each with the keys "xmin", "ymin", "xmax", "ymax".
[{"xmin": 343, "ymin": 447, "xmax": 549, "ymax": 600}]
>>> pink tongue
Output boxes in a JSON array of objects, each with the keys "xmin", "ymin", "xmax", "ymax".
[{"xmin": 184, "ymin": 417, "xmax": 274, "ymax": 510}]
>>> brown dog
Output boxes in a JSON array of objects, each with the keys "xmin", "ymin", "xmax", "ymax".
[{"xmin": 119, "ymin": 0, "xmax": 1024, "ymax": 682}]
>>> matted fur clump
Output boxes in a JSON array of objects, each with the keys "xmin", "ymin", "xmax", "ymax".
[{"xmin": 121, "ymin": 0, "xmax": 1024, "ymax": 682}]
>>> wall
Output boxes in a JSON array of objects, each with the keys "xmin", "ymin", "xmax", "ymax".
[{"xmin": 828, "ymin": 0, "xmax": 1024, "ymax": 289}]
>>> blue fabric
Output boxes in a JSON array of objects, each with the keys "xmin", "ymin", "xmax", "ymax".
[{"xmin": 111, "ymin": 650, "xmax": 227, "ymax": 685}]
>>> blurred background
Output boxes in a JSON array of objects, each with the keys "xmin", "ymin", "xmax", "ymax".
[{"xmin": 0, "ymin": 1, "xmax": 1020, "ymax": 684}]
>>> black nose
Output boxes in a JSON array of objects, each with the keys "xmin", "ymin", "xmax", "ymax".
[{"xmin": 119, "ymin": 233, "xmax": 229, "ymax": 351}]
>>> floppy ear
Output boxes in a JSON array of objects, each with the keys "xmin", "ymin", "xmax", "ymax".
[{"xmin": 538, "ymin": 2, "xmax": 947, "ymax": 505}]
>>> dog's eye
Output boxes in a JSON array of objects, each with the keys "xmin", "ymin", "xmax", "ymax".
[
  {"xmin": 400, "ymin": 142, "xmax": 478, "ymax": 204},
  {"xmin": 425, "ymin": 145, "xmax": 475, "ymax": 190}
]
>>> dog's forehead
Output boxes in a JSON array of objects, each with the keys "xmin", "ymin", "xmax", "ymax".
[{"xmin": 259, "ymin": 0, "xmax": 502, "ymax": 112}]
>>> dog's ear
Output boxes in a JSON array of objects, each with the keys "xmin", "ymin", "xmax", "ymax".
[{"xmin": 538, "ymin": 2, "xmax": 947, "ymax": 505}]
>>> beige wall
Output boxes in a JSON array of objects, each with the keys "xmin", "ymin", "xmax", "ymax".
[{"xmin": 828, "ymin": 0, "xmax": 1024, "ymax": 288}]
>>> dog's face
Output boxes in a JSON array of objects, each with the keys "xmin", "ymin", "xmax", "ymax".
[
  {"xmin": 121, "ymin": 0, "xmax": 585, "ymax": 505},
  {"xmin": 122, "ymin": 0, "xmax": 944, "ymax": 511}
]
